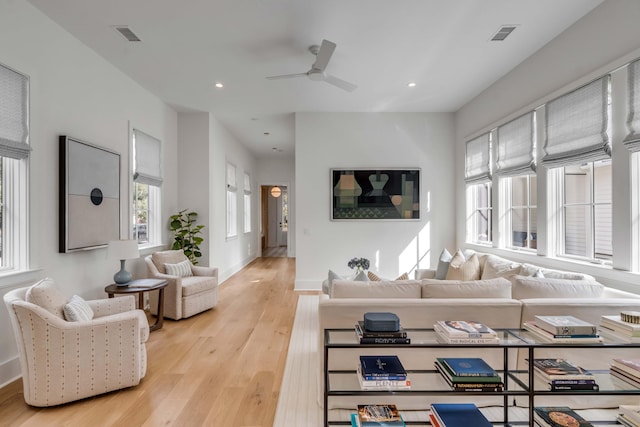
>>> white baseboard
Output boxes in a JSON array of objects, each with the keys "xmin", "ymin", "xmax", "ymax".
[
  {"xmin": 294, "ymin": 280, "xmax": 321, "ymax": 291},
  {"xmin": 219, "ymin": 254, "xmax": 257, "ymax": 284},
  {"xmin": 0, "ymin": 356, "xmax": 21, "ymax": 389}
]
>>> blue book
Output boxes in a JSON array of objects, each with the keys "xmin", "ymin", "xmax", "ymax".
[
  {"xmin": 359, "ymin": 356, "xmax": 407, "ymax": 380},
  {"xmin": 431, "ymin": 403, "xmax": 492, "ymax": 427},
  {"xmin": 441, "ymin": 357, "xmax": 498, "ymax": 377}
]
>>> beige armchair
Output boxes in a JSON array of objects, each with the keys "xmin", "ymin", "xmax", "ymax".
[
  {"xmin": 145, "ymin": 249, "xmax": 218, "ymax": 320},
  {"xmin": 3, "ymin": 278, "xmax": 149, "ymax": 407}
]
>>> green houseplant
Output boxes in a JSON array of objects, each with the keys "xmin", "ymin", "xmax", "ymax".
[{"xmin": 169, "ymin": 209, "xmax": 204, "ymax": 264}]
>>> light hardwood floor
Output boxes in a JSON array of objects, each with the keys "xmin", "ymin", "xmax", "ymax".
[{"xmin": 0, "ymin": 257, "xmax": 308, "ymax": 427}]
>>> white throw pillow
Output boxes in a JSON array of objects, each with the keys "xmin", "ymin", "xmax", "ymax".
[
  {"xmin": 165, "ymin": 260, "xmax": 193, "ymax": 277},
  {"xmin": 512, "ymin": 275, "xmax": 604, "ymax": 299},
  {"xmin": 445, "ymin": 250, "xmax": 481, "ymax": 281},
  {"xmin": 481, "ymin": 254, "xmax": 521, "ymax": 280},
  {"xmin": 63, "ymin": 295, "xmax": 94, "ymax": 322},
  {"xmin": 421, "ymin": 278, "xmax": 512, "ymax": 299},
  {"xmin": 520, "ymin": 263, "xmax": 594, "ymax": 281},
  {"xmin": 435, "ymin": 248, "xmax": 453, "ymax": 280}
]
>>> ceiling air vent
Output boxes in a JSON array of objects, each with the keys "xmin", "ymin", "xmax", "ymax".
[
  {"xmin": 491, "ymin": 25, "xmax": 517, "ymax": 41},
  {"xmin": 113, "ymin": 26, "xmax": 142, "ymax": 42}
]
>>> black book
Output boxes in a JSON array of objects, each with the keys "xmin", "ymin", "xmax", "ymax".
[
  {"xmin": 356, "ymin": 321, "xmax": 407, "ymax": 338},
  {"xmin": 534, "ymin": 406, "xmax": 594, "ymax": 427}
]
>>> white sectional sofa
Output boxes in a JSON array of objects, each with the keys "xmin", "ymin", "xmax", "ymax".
[{"xmin": 318, "ymin": 252, "xmax": 640, "ymax": 416}]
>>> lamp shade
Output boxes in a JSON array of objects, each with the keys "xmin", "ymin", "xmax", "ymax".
[{"xmin": 108, "ymin": 240, "xmax": 140, "ymax": 260}]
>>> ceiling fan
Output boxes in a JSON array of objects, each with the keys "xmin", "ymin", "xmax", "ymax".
[{"xmin": 266, "ymin": 39, "xmax": 357, "ymax": 92}]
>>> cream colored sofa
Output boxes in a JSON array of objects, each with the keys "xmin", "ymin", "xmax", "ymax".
[
  {"xmin": 4, "ymin": 278, "xmax": 149, "ymax": 406},
  {"xmin": 319, "ymin": 252, "xmax": 640, "ymax": 415}
]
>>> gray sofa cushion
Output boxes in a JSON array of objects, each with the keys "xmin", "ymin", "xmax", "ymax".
[
  {"xmin": 421, "ymin": 277, "xmax": 512, "ymax": 299},
  {"xmin": 512, "ymin": 275, "xmax": 604, "ymax": 299},
  {"xmin": 330, "ymin": 279, "xmax": 422, "ymax": 299}
]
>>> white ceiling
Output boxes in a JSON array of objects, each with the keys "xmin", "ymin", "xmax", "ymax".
[{"xmin": 27, "ymin": 0, "xmax": 602, "ymax": 157}]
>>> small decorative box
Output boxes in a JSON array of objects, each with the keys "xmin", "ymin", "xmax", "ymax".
[{"xmin": 363, "ymin": 312, "xmax": 400, "ymax": 332}]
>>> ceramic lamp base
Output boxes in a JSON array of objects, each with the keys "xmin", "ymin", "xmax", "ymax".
[{"xmin": 114, "ymin": 259, "xmax": 132, "ymax": 286}]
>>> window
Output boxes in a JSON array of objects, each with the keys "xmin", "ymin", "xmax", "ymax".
[
  {"xmin": 506, "ymin": 175, "xmax": 537, "ymax": 249},
  {"xmin": 132, "ymin": 129, "xmax": 162, "ymax": 245},
  {"xmin": 0, "ymin": 63, "xmax": 30, "ymax": 272},
  {"xmin": 465, "ymin": 132, "xmax": 492, "ymax": 244},
  {"xmin": 243, "ymin": 172, "xmax": 251, "ymax": 233},
  {"xmin": 226, "ymin": 162, "xmax": 237, "ymax": 238}
]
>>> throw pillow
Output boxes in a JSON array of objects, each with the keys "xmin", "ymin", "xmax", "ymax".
[
  {"xmin": 63, "ymin": 295, "xmax": 94, "ymax": 322},
  {"xmin": 533, "ymin": 269, "xmax": 545, "ymax": 278},
  {"xmin": 367, "ymin": 271, "xmax": 383, "ymax": 281},
  {"xmin": 481, "ymin": 254, "xmax": 521, "ymax": 280},
  {"xmin": 445, "ymin": 250, "xmax": 481, "ymax": 281},
  {"xmin": 25, "ymin": 278, "xmax": 67, "ymax": 319},
  {"xmin": 165, "ymin": 260, "xmax": 193, "ymax": 277},
  {"xmin": 520, "ymin": 263, "xmax": 595, "ymax": 281},
  {"xmin": 421, "ymin": 278, "xmax": 512, "ymax": 299},
  {"xmin": 435, "ymin": 248, "xmax": 453, "ymax": 280},
  {"xmin": 395, "ymin": 272, "xmax": 409, "ymax": 280},
  {"xmin": 511, "ymin": 275, "xmax": 605, "ymax": 299}
]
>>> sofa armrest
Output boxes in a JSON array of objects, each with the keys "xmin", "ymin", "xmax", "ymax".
[
  {"xmin": 88, "ymin": 295, "xmax": 136, "ymax": 317},
  {"xmin": 601, "ymin": 287, "xmax": 640, "ymax": 298},
  {"xmin": 192, "ymin": 265, "xmax": 218, "ymax": 278},
  {"xmin": 415, "ymin": 269, "xmax": 436, "ymax": 279}
]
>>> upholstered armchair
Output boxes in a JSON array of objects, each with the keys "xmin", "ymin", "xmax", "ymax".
[
  {"xmin": 145, "ymin": 249, "xmax": 218, "ymax": 320},
  {"xmin": 3, "ymin": 278, "xmax": 149, "ymax": 407}
]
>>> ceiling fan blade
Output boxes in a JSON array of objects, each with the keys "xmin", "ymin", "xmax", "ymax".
[
  {"xmin": 265, "ymin": 72, "xmax": 308, "ymax": 80},
  {"xmin": 324, "ymin": 74, "xmax": 357, "ymax": 92},
  {"xmin": 312, "ymin": 39, "xmax": 336, "ymax": 72}
]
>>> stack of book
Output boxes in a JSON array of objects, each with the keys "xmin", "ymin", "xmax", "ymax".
[
  {"xmin": 358, "ymin": 355, "xmax": 410, "ymax": 390},
  {"xmin": 349, "ymin": 404, "xmax": 405, "ymax": 427},
  {"xmin": 618, "ymin": 405, "xmax": 640, "ymax": 427},
  {"xmin": 355, "ymin": 321, "xmax": 410, "ymax": 344},
  {"xmin": 433, "ymin": 320, "xmax": 499, "ymax": 344},
  {"xmin": 429, "ymin": 403, "xmax": 492, "ymax": 427},
  {"xmin": 533, "ymin": 406, "xmax": 594, "ymax": 427},
  {"xmin": 610, "ymin": 358, "xmax": 640, "ymax": 388},
  {"xmin": 531, "ymin": 358, "xmax": 599, "ymax": 391},
  {"xmin": 523, "ymin": 315, "xmax": 602, "ymax": 343},
  {"xmin": 599, "ymin": 314, "xmax": 640, "ymax": 343},
  {"xmin": 434, "ymin": 357, "xmax": 503, "ymax": 392}
]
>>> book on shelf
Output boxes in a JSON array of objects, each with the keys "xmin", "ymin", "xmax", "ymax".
[
  {"xmin": 598, "ymin": 325, "xmax": 640, "ymax": 343},
  {"xmin": 548, "ymin": 382, "xmax": 599, "ymax": 391},
  {"xmin": 356, "ymin": 321, "xmax": 407, "ymax": 338},
  {"xmin": 434, "ymin": 330, "xmax": 500, "ymax": 345},
  {"xmin": 126, "ymin": 278, "xmax": 167, "ymax": 288},
  {"xmin": 619, "ymin": 405, "xmax": 640, "ymax": 425},
  {"xmin": 531, "ymin": 358, "xmax": 595, "ymax": 381},
  {"xmin": 617, "ymin": 414, "xmax": 640, "ymax": 427},
  {"xmin": 428, "ymin": 413, "xmax": 442, "ymax": 427},
  {"xmin": 533, "ymin": 406, "xmax": 594, "ymax": 427},
  {"xmin": 523, "ymin": 321, "xmax": 603, "ymax": 343},
  {"xmin": 356, "ymin": 404, "xmax": 405, "ymax": 427},
  {"xmin": 534, "ymin": 315, "xmax": 598, "ymax": 336},
  {"xmin": 359, "ymin": 355, "xmax": 407, "ymax": 380},
  {"xmin": 430, "ymin": 403, "xmax": 492, "ymax": 427},
  {"xmin": 439, "ymin": 357, "xmax": 499, "ymax": 377},
  {"xmin": 611, "ymin": 358, "xmax": 640, "ymax": 378},
  {"xmin": 356, "ymin": 365, "xmax": 411, "ymax": 390},
  {"xmin": 433, "ymin": 320, "xmax": 497, "ymax": 338},
  {"xmin": 610, "ymin": 367, "xmax": 640, "ymax": 388},
  {"xmin": 434, "ymin": 359, "xmax": 503, "ymax": 391},
  {"xmin": 600, "ymin": 315, "xmax": 640, "ymax": 337}
]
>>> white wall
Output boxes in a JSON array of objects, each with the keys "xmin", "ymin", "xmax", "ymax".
[
  {"xmin": 255, "ymin": 155, "xmax": 296, "ymax": 256},
  {"xmin": 0, "ymin": 0, "xmax": 179, "ymax": 386},
  {"xmin": 295, "ymin": 113, "xmax": 456, "ymax": 290},
  {"xmin": 455, "ymin": 0, "xmax": 640, "ymax": 292}
]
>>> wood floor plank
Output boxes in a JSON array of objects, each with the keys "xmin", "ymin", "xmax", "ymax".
[{"xmin": 0, "ymin": 257, "xmax": 303, "ymax": 427}]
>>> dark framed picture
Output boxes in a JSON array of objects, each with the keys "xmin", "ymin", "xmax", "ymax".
[
  {"xmin": 59, "ymin": 136, "xmax": 121, "ymax": 252},
  {"xmin": 331, "ymin": 168, "xmax": 420, "ymax": 220}
]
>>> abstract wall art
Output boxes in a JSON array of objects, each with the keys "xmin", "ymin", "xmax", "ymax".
[
  {"xmin": 59, "ymin": 136, "xmax": 121, "ymax": 252},
  {"xmin": 331, "ymin": 168, "xmax": 420, "ymax": 220}
]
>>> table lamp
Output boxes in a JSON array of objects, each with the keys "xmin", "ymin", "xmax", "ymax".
[{"xmin": 108, "ymin": 240, "xmax": 140, "ymax": 286}]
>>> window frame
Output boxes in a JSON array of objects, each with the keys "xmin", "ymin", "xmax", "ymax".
[
  {"xmin": 501, "ymin": 174, "xmax": 537, "ymax": 251},
  {"xmin": 466, "ymin": 181, "xmax": 492, "ymax": 245},
  {"xmin": 243, "ymin": 172, "xmax": 252, "ymax": 234},
  {"xmin": 226, "ymin": 162, "xmax": 238, "ymax": 239},
  {"xmin": 131, "ymin": 127, "xmax": 162, "ymax": 247}
]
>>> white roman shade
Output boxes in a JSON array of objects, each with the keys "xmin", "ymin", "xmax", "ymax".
[
  {"xmin": 496, "ymin": 112, "xmax": 535, "ymax": 176},
  {"xmin": 465, "ymin": 132, "xmax": 491, "ymax": 183},
  {"xmin": 133, "ymin": 129, "xmax": 162, "ymax": 186},
  {"xmin": 243, "ymin": 172, "xmax": 251, "ymax": 194},
  {"xmin": 624, "ymin": 59, "xmax": 640, "ymax": 151},
  {"xmin": 542, "ymin": 76, "xmax": 610, "ymax": 168},
  {"xmin": 226, "ymin": 162, "xmax": 237, "ymax": 191},
  {"xmin": 0, "ymin": 63, "xmax": 30, "ymax": 159}
]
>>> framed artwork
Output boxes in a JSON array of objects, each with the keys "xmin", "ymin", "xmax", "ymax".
[
  {"xmin": 331, "ymin": 168, "xmax": 420, "ymax": 220},
  {"xmin": 59, "ymin": 136, "xmax": 121, "ymax": 252}
]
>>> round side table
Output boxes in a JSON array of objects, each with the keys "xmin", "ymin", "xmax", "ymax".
[{"xmin": 105, "ymin": 279, "xmax": 168, "ymax": 332}]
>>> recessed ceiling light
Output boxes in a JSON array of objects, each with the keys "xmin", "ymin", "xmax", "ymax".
[
  {"xmin": 407, "ymin": 82, "xmax": 417, "ymax": 88},
  {"xmin": 215, "ymin": 82, "xmax": 224, "ymax": 88}
]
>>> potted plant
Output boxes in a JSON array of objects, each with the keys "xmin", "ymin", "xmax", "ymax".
[{"xmin": 169, "ymin": 209, "xmax": 204, "ymax": 264}]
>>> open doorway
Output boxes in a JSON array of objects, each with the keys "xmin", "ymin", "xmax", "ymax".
[{"xmin": 261, "ymin": 185, "xmax": 288, "ymax": 257}]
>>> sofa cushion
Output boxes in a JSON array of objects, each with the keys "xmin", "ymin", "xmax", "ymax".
[
  {"xmin": 181, "ymin": 276, "xmax": 218, "ymax": 297},
  {"xmin": 152, "ymin": 250, "xmax": 188, "ymax": 274},
  {"xmin": 421, "ymin": 277, "xmax": 512, "ymax": 298},
  {"xmin": 512, "ymin": 275, "xmax": 605, "ymax": 299},
  {"xmin": 25, "ymin": 278, "xmax": 67, "ymax": 319},
  {"xmin": 435, "ymin": 248, "xmax": 453, "ymax": 279},
  {"xmin": 367, "ymin": 271, "xmax": 410, "ymax": 281},
  {"xmin": 481, "ymin": 254, "xmax": 522, "ymax": 281},
  {"xmin": 330, "ymin": 280, "xmax": 422, "ymax": 299},
  {"xmin": 165, "ymin": 260, "xmax": 193, "ymax": 277},
  {"xmin": 445, "ymin": 250, "xmax": 481, "ymax": 281},
  {"xmin": 520, "ymin": 263, "xmax": 595, "ymax": 281},
  {"xmin": 63, "ymin": 295, "xmax": 94, "ymax": 322}
]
